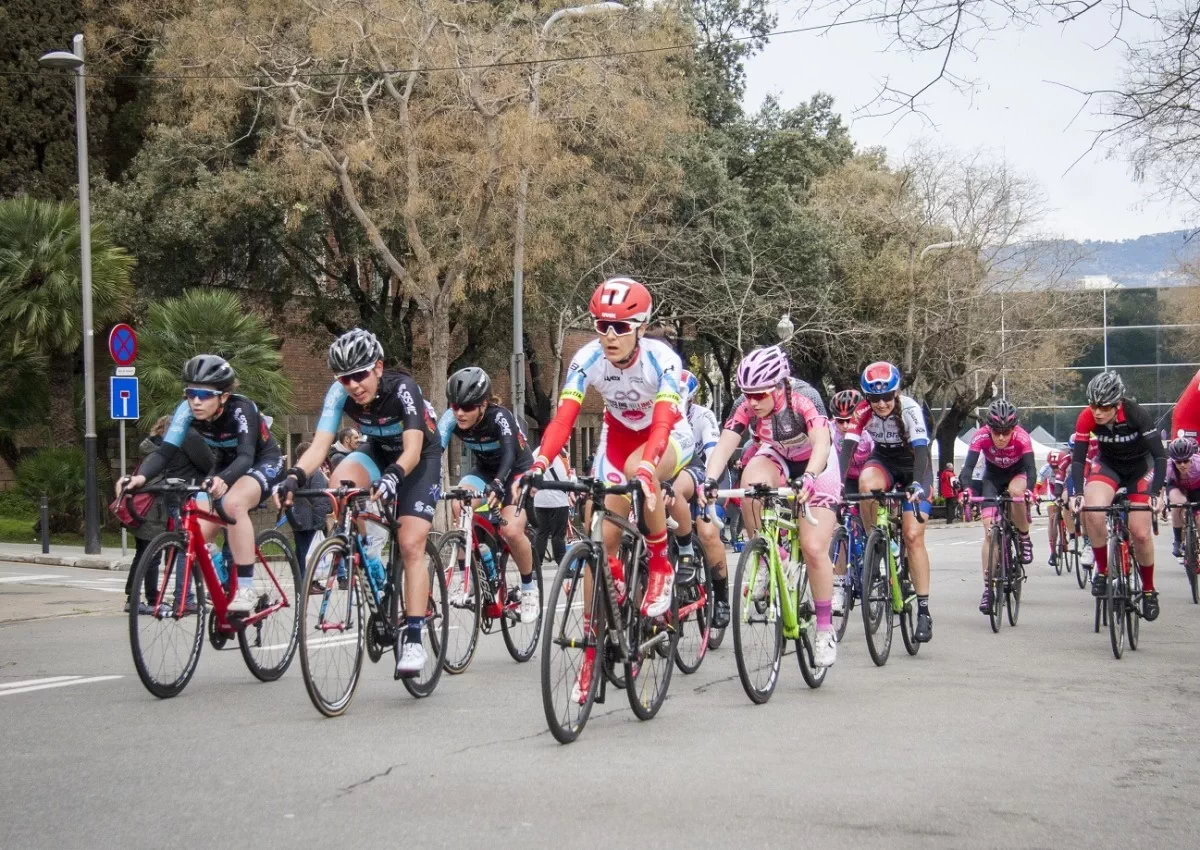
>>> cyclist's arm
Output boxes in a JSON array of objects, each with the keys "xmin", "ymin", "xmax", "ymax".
[
  {"xmin": 533, "ymin": 388, "xmax": 583, "ymax": 470},
  {"xmin": 900, "ymin": 398, "xmax": 931, "ymax": 490},
  {"xmin": 389, "ymin": 378, "xmax": 431, "ymax": 478},
  {"xmin": 293, "ymin": 382, "xmax": 346, "ymax": 482},
  {"xmin": 959, "ymin": 449, "xmax": 981, "ymax": 494},
  {"xmin": 1069, "ymin": 414, "xmax": 1092, "ymax": 495},
  {"xmin": 213, "ymin": 401, "xmax": 260, "ymax": 486},
  {"xmin": 134, "ymin": 400, "xmax": 192, "ymax": 482},
  {"xmin": 1144, "ymin": 425, "xmax": 1168, "ymax": 494},
  {"xmin": 436, "ymin": 408, "xmax": 456, "ymax": 450},
  {"xmin": 797, "ymin": 395, "xmax": 832, "ymax": 477},
  {"xmin": 639, "ymin": 352, "xmax": 684, "ymax": 471},
  {"xmin": 491, "ymin": 406, "xmax": 521, "ymax": 483},
  {"xmin": 836, "ymin": 403, "xmax": 869, "ymax": 485},
  {"xmin": 180, "ymin": 427, "xmax": 215, "ymax": 480},
  {"xmin": 1019, "ymin": 451, "xmax": 1037, "ymax": 486}
]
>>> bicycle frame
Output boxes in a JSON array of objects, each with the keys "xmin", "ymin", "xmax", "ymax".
[
  {"xmin": 444, "ymin": 489, "xmax": 517, "ymax": 620},
  {"xmin": 848, "ymin": 491, "xmax": 916, "ymax": 615},
  {"xmin": 314, "ymin": 488, "xmax": 395, "ymax": 630}
]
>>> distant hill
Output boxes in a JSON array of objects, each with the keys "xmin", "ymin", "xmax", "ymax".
[{"xmin": 1065, "ymin": 230, "xmax": 1198, "ymax": 287}]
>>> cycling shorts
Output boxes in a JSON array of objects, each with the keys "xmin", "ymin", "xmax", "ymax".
[
  {"xmin": 973, "ymin": 464, "xmax": 1029, "ymax": 522},
  {"xmin": 339, "ymin": 445, "xmax": 441, "ymax": 520},
  {"xmin": 593, "ymin": 417, "xmax": 693, "ymax": 487},
  {"xmin": 860, "ymin": 452, "xmax": 932, "ymax": 514},
  {"xmin": 246, "ymin": 454, "xmax": 285, "ymax": 502},
  {"xmin": 745, "ymin": 444, "xmax": 841, "ymax": 511},
  {"xmin": 1086, "ymin": 456, "xmax": 1153, "ymax": 505},
  {"xmin": 458, "ymin": 464, "xmax": 532, "ymax": 510}
]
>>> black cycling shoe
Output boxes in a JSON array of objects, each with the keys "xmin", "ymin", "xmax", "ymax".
[
  {"xmin": 915, "ymin": 612, "xmax": 933, "ymax": 642},
  {"xmin": 1143, "ymin": 591, "xmax": 1161, "ymax": 622},
  {"xmin": 1091, "ymin": 572, "xmax": 1108, "ymax": 597},
  {"xmin": 674, "ymin": 553, "xmax": 698, "ymax": 586},
  {"xmin": 711, "ymin": 597, "xmax": 730, "ymax": 629}
]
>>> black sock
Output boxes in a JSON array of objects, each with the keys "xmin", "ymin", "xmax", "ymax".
[
  {"xmin": 917, "ymin": 595, "xmax": 930, "ymax": 615},
  {"xmin": 675, "ymin": 533, "xmax": 694, "ymax": 555},
  {"xmin": 1174, "ymin": 527, "xmax": 1183, "ymax": 544},
  {"xmin": 713, "ymin": 576, "xmax": 728, "ymax": 599},
  {"xmin": 405, "ymin": 616, "xmax": 424, "ymax": 646}
]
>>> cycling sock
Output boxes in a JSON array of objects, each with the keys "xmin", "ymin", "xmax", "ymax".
[
  {"xmin": 520, "ymin": 573, "xmax": 535, "ymax": 591},
  {"xmin": 712, "ymin": 576, "xmax": 728, "ymax": 599},
  {"xmin": 647, "ymin": 531, "xmax": 670, "ymax": 575},
  {"xmin": 1173, "ymin": 527, "xmax": 1183, "ymax": 544},
  {"xmin": 1093, "ymin": 546, "xmax": 1108, "ymax": 576},
  {"xmin": 1140, "ymin": 564, "xmax": 1155, "ymax": 592},
  {"xmin": 235, "ymin": 564, "xmax": 254, "ymax": 587},
  {"xmin": 405, "ymin": 616, "xmax": 424, "ymax": 646},
  {"xmin": 916, "ymin": 595, "xmax": 930, "ymax": 615},
  {"xmin": 815, "ymin": 600, "xmax": 832, "ymax": 630},
  {"xmin": 674, "ymin": 534, "xmax": 694, "ymax": 557}
]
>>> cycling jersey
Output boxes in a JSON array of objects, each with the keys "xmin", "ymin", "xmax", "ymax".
[
  {"xmin": 1171, "ymin": 367, "xmax": 1200, "ymax": 438},
  {"xmin": 686, "ymin": 404, "xmax": 721, "ymax": 468},
  {"xmin": 436, "ymin": 403, "xmax": 532, "ymax": 482},
  {"xmin": 723, "ymin": 378, "xmax": 831, "ymax": 464},
  {"xmin": 843, "ymin": 429, "xmax": 875, "ymax": 480},
  {"xmin": 959, "ymin": 425, "xmax": 1037, "ymax": 483},
  {"xmin": 1052, "ymin": 440, "xmax": 1096, "ymax": 497},
  {"xmin": 729, "ymin": 377, "xmax": 827, "ymax": 418},
  {"xmin": 1071, "ymin": 400, "xmax": 1167, "ymax": 494},
  {"xmin": 838, "ymin": 394, "xmax": 931, "ymax": 493},
  {"xmin": 140, "ymin": 395, "xmax": 281, "ymax": 488},
  {"xmin": 316, "ymin": 371, "xmax": 440, "ymax": 460}
]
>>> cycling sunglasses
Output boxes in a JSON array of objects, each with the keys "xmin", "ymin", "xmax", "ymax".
[
  {"xmin": 743, "ymin": 389, "xmax": 774, "ymax": 401},
  {"xmin": 594, "ymin": 319, "xmax": 640, "ymax": 337},
  {"xmin": 184, "ymin": 387, "xmax": 222, "ymax": 401},
  {"xmin": 991, "ymin": 426, "xmax": 1015, "ymax": 437},
  {"xmin": 337, "ymin": 369, "xmax": 372, "ymax": 386},
  {"xmin": 1089, "ymin": 402, "xmax": 1116, "ymax": 412},
  {"xmin": 451, "ymin": 402, "xmax": 481, "ymax": 413},
  {"xmin": 865, "ymin": 392, "xmax": 897, "ymax": 403}
]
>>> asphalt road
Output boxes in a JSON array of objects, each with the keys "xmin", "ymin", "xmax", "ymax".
[{"xmin": 2, "ymin": 519, "xmax": 1199, "ymax": 849}]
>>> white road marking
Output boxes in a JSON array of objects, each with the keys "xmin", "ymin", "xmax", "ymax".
[
  {"xmin": 0, "ymin": 574, "xmax": 68, "ymax": 584},
  {"xmin": 0, "ymin": 676, "xmax": 123, "ymax": 697},
  {"xmin": 0, "ymin": 675, "xmax": 82, "ymax": 691}
]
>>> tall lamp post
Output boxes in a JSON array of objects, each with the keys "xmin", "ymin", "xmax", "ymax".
[
  {"xmin": 512, "ymin": 2, "xmax": 629, "ymax": 423},
  {"xmin": 40, "ymin": 34, "xmax": 100, "ymax": 554}
]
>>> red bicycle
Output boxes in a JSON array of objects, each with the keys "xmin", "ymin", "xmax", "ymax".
[
  {"xmin": 437, "ymin": 487, "xmax": 543, "ymax": 673},
  {"xmin": 124, "ymin": 480, "xmax": 300, "ymax": 698}
]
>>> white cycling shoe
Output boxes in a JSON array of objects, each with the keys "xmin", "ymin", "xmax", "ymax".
[
  {"xmin": 227, "ymin": 585, "xmax": 258, "ymax": 613},
  {"xmin": 519, "ymin": 588, "xmax": 540, "ymax": 624},
  {"xmin": 812, "ymin": 628, "xmax": 838, "ymax": 668}
]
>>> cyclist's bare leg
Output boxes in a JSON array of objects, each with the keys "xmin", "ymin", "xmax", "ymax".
[
  {"xmin": 696, "ymin": 511, "xmax": 726, "ymax": 579},
  {"xmin": 670, "ymin": 472, "xmax": 696, "ymax": 541},
  {"xmin": 902, "ymin": 511, "xmax": 930, "ymax": 595},
  {"xmin": 1170, "ymin": 486, "xmax": 1186, "ymax": 532},
  {"xmin": 197, "ymin": 476, "xmax": 261, "ymax": 566},
  {"xmin": 1008, "ymin": 477, "xmax": 1030, "ymax": 534},
  {"xmin": 398, "ymin": 516, "xmax": 432, "ymax": 620},
  {"xmin": 1047, "ymin": 502, "xmax": 1060, "ymax": 550},
  {"xmin": 499, "ymin": 491, "xmax": 533, "ymax": 579},
  {"xmin": 1128, "ymin": 506, "xmax": 1155, "ymax": 569},
  {"xmin": 856, "ymin": 466, "xmax": 888, "ymax": 534},
  {"xmin": 737, "ymin": 456, "xmax": 779, "ymax": 537},
  {"xmin": 979, "ymin": 506, "xmax": 995, "ymax": 580},
  {"xmin": 1082, "ymin": 479, "xmax": 1116, "ymax": 573},
  {"xmin": 799, "ymin": 505, "xmax": 837, "ymax": 602}
]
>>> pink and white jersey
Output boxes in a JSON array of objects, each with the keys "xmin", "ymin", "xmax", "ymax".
[
  {"xmin": 846, "ymin": 430, "xmax": 875, "ymax": 478},
  {"xmin": 1168, "ymin": 458, "xmax": 1200, "ymax": 490},
  {"xmin": 560, "ymin": 337, "xmax": 683, "ymax": 432},
  {"xmin": 724, "ymin": 379, "xmax": 831, "ymax": 462},
  {"xmin": 968, "ymin": 425, "xmax": 1034, "ymax": 470}
]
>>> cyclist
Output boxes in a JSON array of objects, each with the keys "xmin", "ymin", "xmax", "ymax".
[
  {"xmin": 278, "ymin": 329, "xmax": 443, "ymax": 676},
  {"xmin": 1043, "ymin": 449, "xmax": 1063, "ymax": 566},
  {"xmin": 699, "ymin": 346, "xmax": 841, "ymax": 667},
  {"xmin": 436, "ymin": 366, "xmax": 538, "ymax": 624},
  {"xmin": 831, "ymin": 388, "xmax": 873, "ymax": 614},
  {"xmin": 1166, "ymin": 436, "xmax": 1200, "ymax": 559},
  {"xmin": 117, "ymin": 355, "xmax": 283, "ymax": 614},
  {"xmin": 958, "ymin": 399, "xmax": 1037, "ymax": 614},
  {"xmin": 836, "ymin": 361, "xmax": 935, "ymax": 642},
  {"xmin": 1068, "ymin": 371, "xmax": 1167, "ymax": 621},
  {"xmin": 668, "ymin": 369, "xmax": 730, "ymax": 629},
  {"xmin": 526, "ymin": 277, "xmax": 693, "ymax": 703}
]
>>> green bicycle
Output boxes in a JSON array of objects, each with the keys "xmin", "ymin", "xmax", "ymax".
[
  {"xmin": 845, "ymin": 489, "xmax": 923, "ymax": 666},
  {"xmin": 717, "ymin": 484, "xmax": 828, "ymax": 704}
]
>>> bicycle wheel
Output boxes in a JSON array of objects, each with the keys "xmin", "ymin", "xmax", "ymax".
[
  {"xmin": 732, "ymin": 538, "xmax": 782, "ymax": 704},
  {"xmin": 795, "ymin": 563, "xmax": 828, "ymax": 689},
  {"xmin": 898, "ymin": 564, "xmax": 919, "ymax": 656},
  {"xmin": 129, "ymin": 532, "xmax": 204, "ymax": 699},
  {"xmin": 541, "ymin": 543, "xmax": 603, "ymax": 744},
  {"xmin": 236, "ymin": 529, "xmax": 300, "ymax": 682},
  {"xmin": 674, "ymin": 544, "xmax": 712, "ymax": 674},
  {"xmin": 829, "ymin": 526, "xmax": 852, "ymax": 642},
  {"xmin": 986, "ymin": 527, "xmax": 1004, "ymax": 634},
  {"xmin": 861, "ymin": 532, "xmax": 893, "ymax": 666},
  {"xmin": 1186, "ymin": 516, "xmax": 1199, "ymax": 605},
  {"xmin": 707, "ymin": 564, "xmax": 728, "ymax": 650},
  {"xmin": 499, "ymin": 549, "xmax": 543, "ymax": 663},
  {"xmin": 1006, "ymin": 536, "xmax": 1023, "ymax": 627},
  {"xmin": 397, "ymin": 540, "xmax": 448, "ymax": 698},
  {"xmin": 299, "ymin": 536, "xmax": 365, "ymax": 717},
  {"xmin": 436, "ymin": 531, "xmax": 481, "ymax": 674},
  {"xmin": 625, "ymin": 557, "xmax": 679, "ymax": 721},
  {"xmin": 1052, "ymin": 522, "xmax": 1064, "ymax": 575},
  {"xmin": 1107, "ymin": 540, "xmax": 1126, "ymax": 659},
  {"xmin": 1076, "ymin": 539, "xmax": 1089, "ymax": 589},
  {"xmin": 1127, "ymin": 555, "xmax": 1142, "ymax": 652}
]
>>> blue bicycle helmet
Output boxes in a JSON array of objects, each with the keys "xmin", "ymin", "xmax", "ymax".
[{"xmin": 860, "ymin": 361, "xmax": 901, "ymax": 397}]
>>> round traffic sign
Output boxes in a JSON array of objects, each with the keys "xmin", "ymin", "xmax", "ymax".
[{"xmin": 108, "ymin": 324, "xmax": 137, "ymax": 366}]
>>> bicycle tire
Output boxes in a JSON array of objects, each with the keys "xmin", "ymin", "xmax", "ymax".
[
  {"xmin": 674, "ymin": 541, "xmax": 712, "ymax": 674},
  {"xmin": 861, "ymin": 532, "xmax": 893, "ymax": 666},
  {"xmin": 829, "ymin": 526, "xmax": 852, "ymax": 642},
  {"xmin": 1107, "ymin": 538, "xmax": 1126, "ymax": 659},
  {"xmin": 1186, "ymin": 514, "xmax": 1199, "ymax": 605},
  {"xmin": 795, "ymin": 561, "xmax": 827, "ymax": 689},
  {"xmin": 1127, "ymin": 553, "xmax": 1142, "ymax": 652},
  {"xmin": 707, "ymin": 563, "xmax": 728, "ymax": 650},
  {"xmin": 436, "ymin": 531, "xmax": 482, "ymax": 674},
  {"xmin": 1053, "ymin": 520, "xmax": 1064, "ymax": 575},
  {"xmin": 541, "ymin": 542, "xmax": 603, "ymax": 744},
  {"xmin": 1006, "ymin": 535, "xmax": 1023, "ymax": 627},
  {"xmin": 500, "ymin": 552, "xmax": 543, "ymax": 663},
  {"xmin": 236, "ymin": 529, "xmax": 301, "ymax": 682},
  {"xmin": 399, "ymin": 540, "xmax": 448, "ymax": 698},
  {"xmin": 129, "ymin": 532, "xmax": 204, "ymax": 699},
  {"xmin": 626, "ymin": 561, "xmax": 679, "ymax": 721},
  {"xmin": 1076, "ymin": 539, "xmax": 1089, "ymax": 589},
  {"xmin": 732, "ymin": 537, "xmax": 782, "ymax": 704},
  {"xmin": 299, "ymin": 536, "xmax": 365, "ymax": 717}
]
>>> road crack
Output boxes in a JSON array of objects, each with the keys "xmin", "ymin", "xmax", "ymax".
[{"xmin": 336, "ymin": 761, "xmax": 408, "ymax": 798}]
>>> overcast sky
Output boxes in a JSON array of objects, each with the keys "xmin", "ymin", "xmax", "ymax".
[{"xmin": 743, "ymin": 7, "xmax": 1190, "ymax": 241}]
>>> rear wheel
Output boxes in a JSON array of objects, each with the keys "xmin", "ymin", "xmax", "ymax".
[
  {"xmin": 500, "ymin": 550, "xmax": 543, "ymax": 663},
  {"xmin": 625, "ymin": 558, "xmax": 679, "ymax": 721},
  {"xmin": 1107, "ymin": 540, "xmax": 1127, "ymax": 659},
  {"xmin": 732, "ymin": 537, "xmax": 782, "ymax": 704},
  {"xmin": 1185, "ymin": 514, "xmax": 1199, "ymax": 605},
  {"xmin": 129, "ymin": 532, "xmax": 203, "ymax": 699},
  {"xmin": 861, "ymin": 532, "xmax": 893, "ymax": 667},
  {"xmin": 1127, "ymin": 555, "xmax": 1142, "ymax": 651},
  {"xmin": 237, "ymin": 530, "xmax": 301, "ymax": 682},
  {"xmin": 987, "ymin": 527, "xmax": 1005, "ymax": 634},
  {"xmin": 674, "ymin": 543, "xmax": 712, "ymax": 674},
  {"xmin": 1006, "ymin": 534, "xmax": 1023, "ymax": 627},
  {"xmin": 299, "ymin": 536, "xmax": 364, "ymax": 717},
  {"xmin": 436, "ymin": 531, "xmax": 481, "ymax": 674},
  {"xmin": 541, "ymin": 543, "xmax": 602, "ymax": 744},
  {"xmin": 397, "ymin": 541, "xmax": 448, "ymax": 698}
]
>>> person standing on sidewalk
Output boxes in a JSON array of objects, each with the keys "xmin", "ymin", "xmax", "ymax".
[
  {"xmin": 280, "ymin": 441, "xmax": 330, "ymax": 584},
  {"xmin": 327, "ymin": 428, "xmax": 360, "ymax": 471},
  {"xmin": 533, "ymin": 448, "xmax": 573, "ymax": 567},
  {"xmin": 939, "ymin": 462, "xmax": 959, "ymax": 524}
]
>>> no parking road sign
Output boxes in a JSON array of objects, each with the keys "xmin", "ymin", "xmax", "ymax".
[
  {"xmin": 108, "ymin": 323, "xmax": 137, "ymax": 367},
  {"xmin": 110, "ymin": 377, "xmax": 139, "ymax": 420}
]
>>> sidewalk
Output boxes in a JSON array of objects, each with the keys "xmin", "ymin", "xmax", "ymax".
[{"xmin": 0, "ymin": 542, "xmax": 132, "ymax": 571}]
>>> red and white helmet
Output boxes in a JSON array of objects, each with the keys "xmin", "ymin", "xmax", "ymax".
[
  {"xmin": 589, "ymin": 277, "xmax": 652, "ymax": 323},
  {"xmin": 1046, "ymin": 449, "xmax": 1061, "ymax": 466},
  {"xmin": 736, "ymin": 345, "xmax": 790, "ymax": 392}
]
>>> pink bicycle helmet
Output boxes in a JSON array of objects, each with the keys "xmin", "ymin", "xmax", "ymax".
[{"xmin": 736, "ymin": 346, "xmax": 790, "ymax": 391}]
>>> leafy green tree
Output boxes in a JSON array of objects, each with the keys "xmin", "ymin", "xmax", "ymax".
[
  {"xmin": 0, "ymin": 196, "xmax": 134, "ymax": 443},
  {"xmin": 137, "ymin": 289, "xmax": 293, "ymax": 432}
]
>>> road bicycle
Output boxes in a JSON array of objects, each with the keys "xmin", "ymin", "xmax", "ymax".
[
  {"xmin": 123, "ymin": 481, "xmax": 299, "ymax": 698},
  {"xmin": 531, "ymin": 475, "xmax": 679, "ymax": 745},
  {"xmin": 828, "ymin": 501, "xmax": 867, "ymax": 642},
  {"xmin": 845, "ymin": 490, "xmax": 923, "ymax": 666},
  {"xmin": 717, "ymin": 484, "xmax": 828, "ymax": 704},
  {"xmin": 296, "ymin": 485, "xmax": 448, "ymax": 717},
  {"xmin": 1175, "ymin": 499, "xmax": 1200, "ymax": 604},
  {"xmin": 966, "ymin": 494, "xmax": 1029, "ymax": 633},
  {"xmin": 1045, "ymin": 497, "xmax": 1083, "ymax": 581},
  {"xmin": 436, "ymin": 487, "xmax": 543, "ymax": 673},
  {"xmin": 1083, "ymin": 494, "xmax": 1155, "ymax": 660}
]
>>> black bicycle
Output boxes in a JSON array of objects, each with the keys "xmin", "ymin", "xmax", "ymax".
[
  {"xmin": 1177, "ymin": 500, "xmax": 1200, "ymax": 605},
  {"xmin": 967, "ymin": 494, "xmax": 1028, "ymax": 633},
  {"xmin": 1082, "ymin": 494, "xmax": 1155, "ymax": 660}
]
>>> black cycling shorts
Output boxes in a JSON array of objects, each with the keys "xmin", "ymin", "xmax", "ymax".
[
  {"xmin": 337, "ymin": 442, "xmax": 442, "ymax": 520},
  {"xmin": 1086, "ymin": 455, "xmax": 1152, "ymax": 504}
]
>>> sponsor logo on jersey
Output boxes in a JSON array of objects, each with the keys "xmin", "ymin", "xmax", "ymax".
[{"xmin": 399, "ymin": 387, "xmax": 417, "ymax": 415}]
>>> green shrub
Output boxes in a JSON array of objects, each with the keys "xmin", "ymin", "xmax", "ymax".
[
  {"xmin": 0, "ymin": 488, "xmax": 36, "ymax": 518},
  {"xmin": 15, "ymin": 448, "xmax": 86, "ymax": 534}
]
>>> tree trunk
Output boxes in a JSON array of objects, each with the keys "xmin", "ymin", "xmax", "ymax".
[{"xmin": 48, "ymin": 351, "xmax": 80, "ymax": 446}]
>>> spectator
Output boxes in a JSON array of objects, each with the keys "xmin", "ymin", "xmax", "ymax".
[
  {"xmin": 282, "ymin": 441, "xmax": 331, "ymax": 585},
  {"xmin": 124, "ymin": 414, "xmax": 213, "ymax": 612},
  {"xmin": 939, "ymin": 462, "xmax": 958, "ymax": 525},
  {"xmin": 328, "ymin": 427, "xmax": 361, "ymax": 471},
  {"xmin": 533, "ymin": 448, "xmax": 572, "ymax": 567}
]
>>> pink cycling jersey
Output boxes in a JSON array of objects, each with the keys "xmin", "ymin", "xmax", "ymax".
[
  {"xmin": 724, "ymin": 380, "xmax": 831, "ymax": 462},
  {"xmin": 968, "ymin": 425, "xmax": 1034, "ymax": 471},
  {"xmin": 1168, "ymin": 458, "xmax": 1200, "ymax": 490},
  {"xmin": 845, "ymin": 430, "xmax": 874, "ymax": 478}
]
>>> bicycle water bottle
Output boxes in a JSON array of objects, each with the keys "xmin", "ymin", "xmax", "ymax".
[
  {"xmin": 479, "ymin": 543, "xmax": 498, "ymax": 582},
  {"xmin": 359, "ymin": 534, "xmax": 387, "ymax": 590},
  {"xmin": 207, "ymin": 544, "xmax": 229, "ymax": 586},
  {"xmin": 888, "ymin": 536, "xmax": 900, "ymax": 564}
]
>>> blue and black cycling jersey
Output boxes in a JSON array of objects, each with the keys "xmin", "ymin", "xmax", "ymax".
[
  {"xmin": 139, "ymin": 395, "xmax": 281, "ymax": 486},
  {"xmin": 437, "ymin": 403, "xmax": 532, "ymax": 483},
  {"xmin": 316, "ymin": 370, "xmax": 441, "ymax": 460}
]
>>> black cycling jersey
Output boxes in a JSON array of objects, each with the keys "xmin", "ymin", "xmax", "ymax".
[
  {"xmin": 437, "ymin": 403, "xmax": 532, "ymax": 482},
  {"xmin": 317, "ymin": 370, "xmax": 440, "ymax": 459},
  {"xmin": 1071, "ymin": 399, "xmax": 1167, "ymax": 494},
  {"xmin": 140, "ymin": 395, "xmax": 281, "ymax": 485}
]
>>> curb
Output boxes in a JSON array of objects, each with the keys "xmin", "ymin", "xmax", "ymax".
[{"xmin": 0, "ymin": 552, "xmax": 131, "ymax": 571}]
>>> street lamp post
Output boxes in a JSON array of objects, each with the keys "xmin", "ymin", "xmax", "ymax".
[
  {"xmin": 40, "ymin": 34, "xmax": 100, "ymax": 554},
  {"xmin": 512, "ymin": 2, "xmax": 629, "ymax": 423}
]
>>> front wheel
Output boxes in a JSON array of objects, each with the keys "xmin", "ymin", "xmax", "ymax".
[
  {"xmin": 987, "ymin": 527, "xmax": 1005, "ymax": 634},
  {"xmin": 861, "ymin": 532, "xmax": 893, "ymax": 667},
  {"xmin": 500, "ymin": 549, "xmax": 543, "ymax": 663},
  {"xmin": 1006, "ymin": 533, "xmax": 1023, "ymax": 627},
  {"xmin": 1107, "ymin": 540, "xmax": 1127, "ymax": 659},
  {"xmin": 299, "ymin": 535, "xmax": 364, "ymax": 717},
  {"xmin": 541, "ymin": 543, "xmax": 602, "ymax": 744},
  {"xmin": 732, "ymin": 538, "xmax": 782, "ymax": 704},
  {"xmin": 1185, "ymin": 516, "xmax": 1199, "ymax": 605},
  {"xmin": 436, "ymin": 531, "xmax": 482, "ymax": 674},
  {"xmin": 238, "ymin": 529, "xmax": 301, "ymax": 682},
  {"xmin": 397, "ymin": 540, "xmax": 448, "ymax": 698},
  {"xmin": 129, "ymin": 532, "xmax": 203, "ymax": 699}
]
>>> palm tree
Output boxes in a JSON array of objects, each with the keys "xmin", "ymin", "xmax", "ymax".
[
  {"xmin": 0, "ymin": 197, "xmax": 134, "ymax": 444},
  {"xmin": 138, "ymin": 289, "xmax": 293, "ymax": 432}
]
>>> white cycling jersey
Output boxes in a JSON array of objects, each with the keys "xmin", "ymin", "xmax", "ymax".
[
  {"xmin": 845, "ymin": 393, "xmax": 929, "ymax": 455},
  {"xmin": 687, "ymin": 404, "xmax": 721, "ymax": 466},
  {"xmin": 561, "ymin": 338, "xmax": 683, "ymax": 430}
]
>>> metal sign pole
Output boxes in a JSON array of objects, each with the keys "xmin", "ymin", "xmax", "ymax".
[{"xmin": 119, "ymin": 419, "xmax": 127, "ymax": 556}]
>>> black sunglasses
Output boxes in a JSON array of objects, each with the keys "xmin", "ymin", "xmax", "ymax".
[{"xmin": 338, "ymin": 369, "xmax": 372, "ymax": 386}]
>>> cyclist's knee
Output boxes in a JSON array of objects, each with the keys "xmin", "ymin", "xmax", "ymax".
[{"xmin": 902, "ymin": 524, "xmax": 923, "ymax": 548}]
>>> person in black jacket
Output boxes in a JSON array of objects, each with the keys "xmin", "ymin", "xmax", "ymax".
[{"xmin": 281, "ymin": 441, "xmax": 331, "ymax": 584}]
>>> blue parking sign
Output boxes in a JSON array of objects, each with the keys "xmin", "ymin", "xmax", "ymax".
[{"xmin": 110, "ymin": 377, "xmax": 139, "ymax": 420}]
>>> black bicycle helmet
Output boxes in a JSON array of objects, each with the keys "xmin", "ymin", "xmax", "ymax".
[
  {"xmin": 327, "ymin": 328, "xmax": 383, "ymax": 376},
  {"xmin": 447, "ymin": 367, "xmax": 491, "ymax": 408},
  {"xmin": 986, "ymin": 398, "xmax": 1019, "ymax": 431},
  {"xmin": 831, "ymin": 389, "xmax": 863, "ymax": 419},
  {"xmin": 181, "ymin": 354, "xmax": 235, "ymax": 390},
  {"xmin": 1170, "ymin": 436, "xmax": 1198, "ymax": 461},
  {"xmin": 1086, "ymin": 371, "xmax": 1125, "ymax": 407}
]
